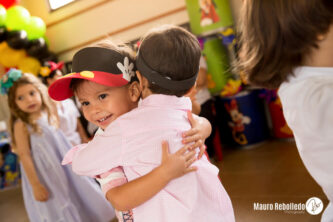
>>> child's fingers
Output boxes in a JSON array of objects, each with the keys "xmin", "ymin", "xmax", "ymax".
[
  {"xmin": 187, "ymin": 111, "xmax": 195, "ymax": 127},
  {"xmin": 161, "ymin": 141, "xmax": 170, "ymax": 157},
  {"xmin": 184, "ymin": 150, "xmax": 196, "ymax": 161},
  {"xmin": 190, "ymin": 139, "xmax": 203, "ymax": 150},
  {"xmin": 182, "ymin": 128, "xmax": 199, "ymax": 138},
  {"xmin": 187, "ymin": 155, "xmax": 197, "ymax": 166},
  {"xmin": 176, "ymin": 144, "xmax": 191, "ymax": 155},
  {"xmin": 182, "ymin": 134, "xmax": 201, "ymax": 144},
  {"xmin": 184, "ymin": 166, "xmax": 198, "ymax": 174},
  {"xmin": 197, "ymin": 145, "xmax": 206, "ymax": 159}
]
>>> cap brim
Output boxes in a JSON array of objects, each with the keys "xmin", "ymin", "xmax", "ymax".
[{"xmin": 48, "ymin": 71, "xmax": 128, "ymax": 101}]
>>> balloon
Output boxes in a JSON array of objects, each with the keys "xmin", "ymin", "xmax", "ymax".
[
  {"xmin": 6, "ymin": 30, "xmax": 29, "ymax": 49},
  {"xmin": 0, "ymin": 0, "xmax": 19, "ymax": 9},
  {"xmin": 18, "ymin": 56, "xmax": 41, "ymax": 76},
  {"xmin": 27, "ymin": 37, "xmax": 47, "ymax": 58},
  {"xmin": 0, "ymin": 42, "xmax": 25, "ymax": 67},
  {"xmin": 0, "ymin": 26, "xmax": 7, "ymax": 43},
  {"xmin": 5, "ymin": 6, "xmax": 30, "ymax": 31},
  {"xmin": 0, "ymin": 5, "xmax": 6, "ymax": 26},
  {"xmin": 25, "ymin": 16, "xmax": 46, "ymax": 40}
]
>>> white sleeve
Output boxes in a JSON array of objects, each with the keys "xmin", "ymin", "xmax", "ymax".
[{"xmin": 302, "ymin": 81, "xmax": 333, "ymax": 141}]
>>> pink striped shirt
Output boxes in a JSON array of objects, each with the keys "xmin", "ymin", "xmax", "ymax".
[{"xmin": 63, "ymin": 94, "xmax": 235, "ymax": 222}]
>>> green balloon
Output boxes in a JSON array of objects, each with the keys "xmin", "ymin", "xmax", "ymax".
[
  {"xmin": 5, "ymin": 6, "xmax": 30, "ymax": 31},
  {"xmin": 25, "ymin": 16, "xmax": 46, "ymax": 40},
  {"xmin": 0, "ymin": 5, "xmax": 6, "ymax": 26}
]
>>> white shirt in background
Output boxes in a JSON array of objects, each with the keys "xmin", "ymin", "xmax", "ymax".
[
  {"xmin": 278, "ymin": 66, "xmax": 333, "ymax": 222},
  {"xmin": 57, "ymin": 99, "xmax": 81, "ymax": 146}
]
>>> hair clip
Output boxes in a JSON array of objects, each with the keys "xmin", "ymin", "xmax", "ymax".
[{"xmin": 0, "ymin": 68, "xmax": 22, "ymax": 94}]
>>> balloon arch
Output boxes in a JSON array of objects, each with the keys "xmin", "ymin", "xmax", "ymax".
[{"xmin": 0, "ymin": 1, "xmax": 57, "ymax": 76}]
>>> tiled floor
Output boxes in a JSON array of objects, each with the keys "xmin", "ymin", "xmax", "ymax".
[{"xmin": 0, "ymin": 139, "xmax": 328, "ymax": 222}]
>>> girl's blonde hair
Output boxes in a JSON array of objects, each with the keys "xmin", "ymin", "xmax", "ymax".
[{"xmin": 7, "ymin": 73, "xmax": 59, "ymax": 145}]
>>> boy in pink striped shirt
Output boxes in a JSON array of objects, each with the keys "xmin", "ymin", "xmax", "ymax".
[{"xmin": 50, "ymin": 25, "xmax": 234, "ymax": 221}]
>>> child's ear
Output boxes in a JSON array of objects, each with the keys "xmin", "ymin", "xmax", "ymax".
[
  {"xmin": 128, "ymin": 81, "xmax": 141, "ymax": 102},
  {"xmin": 136, "ymin": 71, "xmax": 144, "ymax": 91},
  {"xmin": 184, "ymin": 84, "xmax": 197, "ymax": 97}
]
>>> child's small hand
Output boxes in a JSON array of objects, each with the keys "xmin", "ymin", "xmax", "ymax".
[
  {"xmin": 182, "ymin": 111, "xmax": 207, "ymax": 159},
  {"xmin": 32, "ymin": 183, "xmax": 49, "ymax": 202},
  {"xmin": 159, "ymin": 141, "xmax": 197, "ymax": 181}
]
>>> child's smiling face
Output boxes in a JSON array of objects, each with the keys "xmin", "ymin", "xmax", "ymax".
[{"xmin": 76, "ymin": 81, "xmax": 137, "ymax": 130}]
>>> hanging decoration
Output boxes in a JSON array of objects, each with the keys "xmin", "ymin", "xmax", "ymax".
[{"xmin": 0, "ymin": 3, "xmax": 57, "ymax": 76}]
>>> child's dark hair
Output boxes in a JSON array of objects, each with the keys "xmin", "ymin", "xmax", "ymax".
[
  {"xmin": 138, "ymin": 25, "xmax": 201, "ymax": 97},
  {"xmin": 237, "ymin": 0, "xmax": 333, "ymax": 89}
]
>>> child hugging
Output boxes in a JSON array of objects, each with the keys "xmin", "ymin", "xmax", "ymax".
[
  {"xmin": 2, "ymin": 69, "xmax": 115, "ymax": 222},
  {"xmin": 49, "ymin": 25, "xmax": 235, "ymax": 222}
]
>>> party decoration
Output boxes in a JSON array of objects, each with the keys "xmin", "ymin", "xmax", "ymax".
[
  {"xmin": 220, "ymin": 79, "xmax": 242, "ymax": 97},
  {"xmin": 0, "ymin": 4, "xmax": 6, "ymax": 26},
  {"xmin": 215, "ymin": 90, "xmax": 269, "ymax": 147},
  {"xmin": 18, "ymin": 56, "xmax": 41, "ymax": 75},
  {"xmin": 186, "ymin": 0, "xmax": 233, "ymax": 36},
  {"xmin": 26, "ymin": 37, "xmax": 47, "ymax": 58},
  {"xmin": 0, "ymin": 68, "xmax": 22, "ymax": 94},
  {"xmin": 202, "ymin": 37, "xmax": 232, "ymax": 94},
  {"xmin": 6, "ymin": 30, "xmax": 29, "ymax": 49},
  {"xmin": 259, "ymin": 89, "xmax": 293, "ymax": 138},
  {"xmin": 0, "ymin": 0, "xmax": 19, "ymax": 9},
  {"xmin": 0, "ymin": 27, "xmax": 6, "ymax": 43},
  {"xmin": 5, "ymin": 5, "xmax": 30, "ymax": 31},
  {"xmin": 25, "ymin": 16, "xmax": 46, "ymax": 40},
  {"xmin": 0, "ymin": 4, "xmax": 57, "ymax": 75},
  {"xmin": 0, "ymin": 42, "xmax": 25, "ymax": 67}
]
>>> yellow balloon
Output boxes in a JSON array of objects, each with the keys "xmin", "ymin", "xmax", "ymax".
[
  {"xmin": 0, "ymin": 42, "xmax": 26, "ymax": 68},
  {"xmin": 18, "ymin": 57, "xmax": 41, "ymax": 76}
]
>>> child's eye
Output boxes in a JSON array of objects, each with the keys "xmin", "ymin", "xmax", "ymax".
[
  {"xmin": 17, "ymin": 96, "xmax": 23, "ymax": 101},
  {"xmin": 99, "ymin": 94, "xmax": 107, "ymax": 100},
  {"xmin": 30, "ymin": 91, "xmax": 35, "ymax": 96},
  {"xmin": 81, "ymin": 101, "xmax": 90, "ymax": 106}
]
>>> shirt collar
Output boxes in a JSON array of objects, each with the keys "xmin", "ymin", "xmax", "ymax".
[
  {"xmin": 289, "ymin": 66, "xmax": 333, "ymax": 82},
  {"xmin": 138, "ymin": 94, "xmax": 192, "ymax": 111}
]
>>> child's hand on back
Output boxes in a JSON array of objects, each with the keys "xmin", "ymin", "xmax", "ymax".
[
  {"xmin": 158, "ymin": 141, "xmax": 197, "ymax": 181},
  {"xmin": 32, "ymin": 183, "xmax": 49, "ymax": 202},
  {"xmin": 182, "ymin": 111, "xmax": 207, "ymax": 159}
]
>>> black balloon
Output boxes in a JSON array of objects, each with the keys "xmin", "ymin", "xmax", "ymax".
[
  {"xmin": 0, "ymin": 27, "xmax": 7, "ymax": 43},
  {"xmin": 27, "ymin": 38, "xmax": 48, "ymax": 59},
  {"xmin": 6, "ymin": 30, "xmax": 29, "ymax": 49}
]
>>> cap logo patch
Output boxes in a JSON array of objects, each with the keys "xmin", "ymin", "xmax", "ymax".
[
  {"xmin": 80, "ymin": 71, "xmax": 95, "ymax": 78},
  {"xmin": 117, "ymin": 57, "xmax": 134, "ymax": 81}
]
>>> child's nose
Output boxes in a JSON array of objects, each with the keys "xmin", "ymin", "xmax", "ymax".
[{"xmin": 92, "ymin": 104, "xmax": 103, "ymax": 114}]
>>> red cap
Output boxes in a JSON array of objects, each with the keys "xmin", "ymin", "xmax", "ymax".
[{"xmin": 48, "ymin": 47, "xmax": 136, "ymax": 101}]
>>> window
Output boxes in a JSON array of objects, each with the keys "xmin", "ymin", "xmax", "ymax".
[{"xmin": 48, "ymin": 0, "xmax": 76, "ymax": 10}]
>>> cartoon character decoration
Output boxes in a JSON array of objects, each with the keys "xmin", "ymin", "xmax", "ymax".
[
  {"xmin": 0, "ymin": 143, "xmax": 20, "ymax": 189},
  {"xmin": 259, "ymin": 89, "xmax": 293, "ymax": 138},
  {"xmin": 270, "ymin": 97, "xmax": 293, "ymax": 137},
  {"xmin": 199, "ymin": 0, "xmax": 220, "ymax": 26},
  {"xmin": 225, "ymin": 99, "xmax": 251, "ymax": 145}
]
